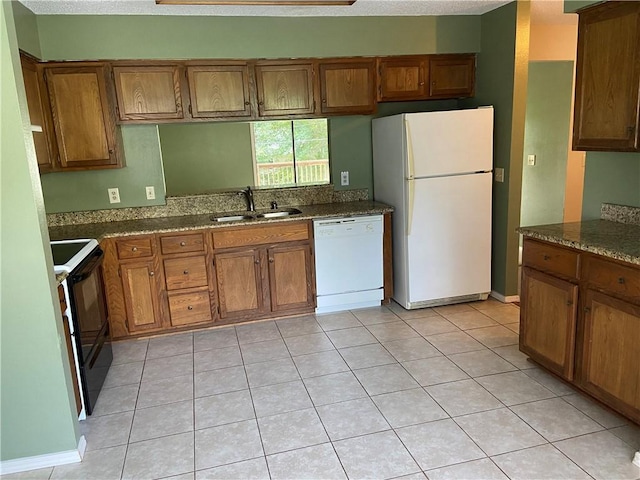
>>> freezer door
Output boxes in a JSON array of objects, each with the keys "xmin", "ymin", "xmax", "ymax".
[
  {"xmin": 405, "ymin": 107, "xmax": 493, "ymax": 178},
  {"xmin": 405, "ymin": 172, "xmax": 492, "ymax": 304}
]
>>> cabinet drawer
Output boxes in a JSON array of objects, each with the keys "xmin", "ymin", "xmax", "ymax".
[
  {"xmin": 522, "ymin": 239, "xmax": 579, "ymax": 280},
  {"xmin": 116, "ymin": 237, "xmax": 154, "ymax": 260},
  {"xmin": 160, "ymin": 233, "xmax": 205, "ymax": 255},
  {"xmin": 164, "ymin": 256, "xmax": 208, "ymax": 290},
  {"xmin": 582, "ymin": 256, "xmax": 640, "ymax": 300},
  {"xmin": 168, "ymin": 289, "xmax": 212, "ymax": 326},
  {"xmin": 212, "ymin": 222, "xmax": 309, "ymax": 249}
]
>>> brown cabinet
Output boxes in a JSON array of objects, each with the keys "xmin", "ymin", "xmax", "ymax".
[
  {"xmin": 186, "ymin": 63, "xmax": 252, "ymax": 119},
  {"xmin": 212, "ymin": 221, "xmax": 316, "ymax": 321},
  {"xmin": 520, "ymin": 237, "xmax": 640, "ymax": 423},
  {"xmin": 377, "ymin": 56, "xmax": 428, "ymax": 102},
  {"xmin": 120, "ymin": 258, "xmax": 164, "ymax": 333},
  {"xmin": 520, "ymin": 267, "xmax": 578, "ymax": 380},
  {"xmin": 43, "ymin": 63, "xmax": 123, "ymax": 170},
  {"xmin": 255, "ymin": 61, "xmax": 315, "ymax": 117},
  {"xmin": 427, "ymin": 54, "xmax": 475, "ymax": 99},
  {"xmin": 20, "ymin": 53, "xmax": 57, "ymax": 173},
  {"xmin": 112, "ymin": 64, "xmax": 184, "ymax": 122},
  {"xmin": 573, "ymin": 2, "xmax": 640, "ymax": 151},
  {"xmin": 318, "ymin": 59, "xmax": 376, "ymax": 115}
]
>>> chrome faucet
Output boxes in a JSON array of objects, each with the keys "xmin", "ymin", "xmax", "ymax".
[{"xmin": 238, "ymin": 186, "xmax": 255, "ymax": 212}]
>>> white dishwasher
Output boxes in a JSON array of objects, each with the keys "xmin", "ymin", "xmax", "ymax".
[{"xmin": 313, "ymin": 215, "xmax": 384, "ymax": 314}]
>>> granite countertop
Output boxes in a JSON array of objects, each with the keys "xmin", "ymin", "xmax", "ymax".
[
  {"xmin": 519, "ymin": 220, "xmax": 640, "ymax": 265},
  {"xmin": 48, "ymin": 201, "xmax": 394, "ymax": 242}
]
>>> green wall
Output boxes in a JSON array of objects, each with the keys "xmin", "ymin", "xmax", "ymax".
[
  {"xmin": 462, "ymin": 1, "xmax": 529, "ymax": 297},
  {"xmin": 581, "ymin": 152, "xmax": 640, "ymax": 220},
  {"xmin": 521, "ymin": 61, "xmax": 574, "ymax": 227},
  {"xmin": 12, "ymin": 0, "xmax": 40, "ymax": 57},
  {"xmin": 1, "ymin": 1, "xmax": 79, "ymax": 463},
  {"xmin": 26, "ymin": 14, "xmax": 481, "ymax": 212},
  {"xmin": 41, "ymin": 125, "xmax": 166, "ymax": 213},
  {"xmin": 159, "ymin": 122, "xmax": 254, "ymax": 195}
]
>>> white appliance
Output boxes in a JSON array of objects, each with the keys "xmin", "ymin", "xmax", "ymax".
[
  {"xmin": 372, "ymin": 107, "xmax": 493, "ymax": 309},
  {"xmin": 313, "ymin": 215, "xmax": 384, "ymax": 313}
]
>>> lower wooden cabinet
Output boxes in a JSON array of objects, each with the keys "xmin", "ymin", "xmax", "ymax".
[
  {"xmin": 120, "ymin": 259, "xmax": 164, "ymax": 333},
  {"xmin": 268, "ymin": 244, "xmax": 314, "ymax": 314},
  {"xmin": 520, "ymin": 237, "xmax": 640, "ymax": 424},
  {"xmin": 215, "ymin": 248, "xmax": 267, "ymax": 320},
  {"xmin": 520, "ymin": 267, "xmax": 578, "ymax": 381}
]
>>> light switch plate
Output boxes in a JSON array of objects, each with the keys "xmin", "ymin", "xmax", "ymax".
[
  {"xmin": 108, "ymin": 187, "xmax": 120, "ymax": 203},
  {"xmin": 145, "ymin": 186, "xmax": 156, "ymax": 200},
  {"xmin": 494, "ymin": 168, "xmax": 504, "ymax": 183},
  {"xmin": 527, "ymin": 154, "xmax": 536, "ymax": 166}
]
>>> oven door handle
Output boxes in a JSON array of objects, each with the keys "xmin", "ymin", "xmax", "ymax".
[{"xmin": 71, "ymin": 248, "xmax": 104, "ymax": 283}]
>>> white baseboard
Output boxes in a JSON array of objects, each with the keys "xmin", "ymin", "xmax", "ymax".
[
  {"xmin": 0, "ymin": 435, "xmax": 85, "ymax": 475},
  {"xmin": 490, "ymin": 291, "xmax": 520, "ymax": 304}
]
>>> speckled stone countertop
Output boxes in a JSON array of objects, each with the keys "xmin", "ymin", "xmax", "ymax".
[
  {"xmin": 48, "ymin": 201, "xmax": 394, "ymax": 242},
  {"xmin": 519, "ymin": 220, "xmax": 640, "ymax": 265}
]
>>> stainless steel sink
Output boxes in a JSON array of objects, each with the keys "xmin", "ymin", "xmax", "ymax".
[
  {"xmin": 256, "ymin": 208, "xmax": 303, "ymax": 219},
  {"xmin": 211, "ymin": 214, "xmax": 255, "ymax": 222}
]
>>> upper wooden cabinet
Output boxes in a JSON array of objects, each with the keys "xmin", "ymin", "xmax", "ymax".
[
  {"xmin": 573, "ymin": 1, "xmax": 640, "ymax": 152},
  {"xmin": 255, "ymin": 61, "xmax": 315, "ymax": 117},
  {"xmin": 112, "ymin": 64, "xmax": 184, "ymax": 122},
  {"xmin": 427, "ymin": 54, "xmax": 475, "ymax": 99},
  {"xmin": 318, "ymin": 59, "xmax": 376, "ymax": 115},
  {"xmin": 186, "ymin": 63, "xmax": 252, "ymax": 119},
  {"xmin": 377, "ymin": 56, "xmax": 428, "ymax": 102},
  {"xmin": 20, "ymin": 53, "xmax": 57, "ymax": 173},
  {"xmin": 43, "ymin": 63, "xmax": 123, "ymax": 170}
]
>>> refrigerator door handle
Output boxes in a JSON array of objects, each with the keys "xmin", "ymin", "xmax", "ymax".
[
  {"xmin": 407, "ymin": 179, "xmax": 415, "ymax": 236},
  {"xmin": 405, "ymin": 119, "xmax": 415, "ymax": 180}
]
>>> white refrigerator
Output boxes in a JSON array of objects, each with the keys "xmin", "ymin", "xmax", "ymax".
[{"xmin": 372, "ymin": 107, "xmax": 493, "ymax": 309}]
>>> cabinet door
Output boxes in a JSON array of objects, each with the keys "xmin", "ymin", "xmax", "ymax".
[
  {"xmin": 427, "ymin": 54, "xmax": 475, "ymax": 99},
  {"xmin": 113, "ymin": 65, "xmax": 184, "ymax": 122},
  {"xmin": 520, "ymin": 267, "xmax": 578, "ymax": 380},
  {"xmin": 579, "ymin": 290, "xmax": 640, "ymax": 422},
  {"xmin": 573, "ymin": 2, "xmax": 640, "ymax": 151},
  {"xmin": 378, "ymin": 57, "xmax": 428, "ymax": 102},
  {"xmin": 44, "ymin": 64, "xmax": 121, "ymax": 170},
  {"xmin": 214, "ymin": 249, "xmax": 266, "ymax": 319},
  {"xmin": 255, "ymin": 63, "xmax": 315, "ymax": 117},
  {"xmin": 267, "ymin": 244, "xmax": 314, "ymax": 314},
  {"xmin": 186, "ymin": 64, "xmax": 252, "ymax": 119},
  {"xmin": 319, "ymin": 60, "xmax": 376, "ymax": 115},
  {"xmin": 20, "ymin": 54, "xmax": 57, "ymax": 173},
  {"xmin": 120, "ymin": 260, "xmax": 164, "ymax": 333}
]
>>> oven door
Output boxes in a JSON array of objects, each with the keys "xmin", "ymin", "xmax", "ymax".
[{"xmin": 69, "ymin": 247, "xmax": 112, "ymax": 415}]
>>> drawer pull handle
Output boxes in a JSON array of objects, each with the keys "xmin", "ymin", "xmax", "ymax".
[
  {"xmin": 180, "ymin": 241, "xmax": 186, "ymax": 246},
  {"xmin": 543, "ymin": 254, "xmax": 550, "ymax": 260},
  {"xmin": 183, "ymin": 270, "xmax": 189, "ymax": 275},
  {"xmin": 187, "ymin": 305, "xmax": 193, "ymax": 310},
  {"xmin": 254, "ymin": 259, "xmax": 260, "ymax": 264},
  {"xmin": 618, "ymin": 277, "xmax": 625, "ymax": 284},
  {"xmin": 149, "ymin": 271, "xmax": 154, "ymax": 277},
  {"xmin": 132, "ymin": 247, "xmax": 138, "ymax": 252}
]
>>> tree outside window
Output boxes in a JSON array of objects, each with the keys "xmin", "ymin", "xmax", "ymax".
[{"xmin": 252, "ymin": 119, "xmax": 330, "ymax": 187}]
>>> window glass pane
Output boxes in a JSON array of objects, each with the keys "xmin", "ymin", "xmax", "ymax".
[
  {"xmin": 293, "ymin": 119, "xmax": 330, "ymax": 185},
  {"xmin": 253, "ymin": 120, "xmax": 294, "ymax": 187}
]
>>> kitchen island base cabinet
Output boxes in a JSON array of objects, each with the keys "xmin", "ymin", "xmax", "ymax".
[
  {"xmin": 520, "ymin": 267, "xmax": 578, "ymax": 381},
  {"xmin": 579, "ymin": 290, "xmax": 640, "ymax": 421},
  {"xmin": 520, "ymin": 237, "xmax": 640, "ymax": 425}
]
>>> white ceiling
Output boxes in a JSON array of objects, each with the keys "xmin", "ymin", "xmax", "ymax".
[{"xmin": 19, "ymin": 0, "xmax": 515, "ymax": 17}]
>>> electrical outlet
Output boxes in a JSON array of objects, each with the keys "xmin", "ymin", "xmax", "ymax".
[
  {"xmin": 145, "ymin": 186, "xmax": 156, "ymax": 200},
  {"xmin": 340, "ymin": 171, "xmax": 349, "ymax": 186},
  {"xmin": 108, "ymin": 187, "xmax": 120, "ymax": 204},
  {"xmin": 527, "ymin": 154, "xmax": 536, "ymax": 166},
  {"xmin": 494, "ymin": 168, "xmax": 504, "ymax": 183}
]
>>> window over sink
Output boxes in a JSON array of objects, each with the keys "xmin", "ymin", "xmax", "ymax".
[{"xmin": 252, "ymin": 119, "xmax": 330, "ymax": 188}]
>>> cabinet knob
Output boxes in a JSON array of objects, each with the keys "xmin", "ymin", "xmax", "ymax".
[
  {"xmin": 255, "ymin": 259, "xmax": 260, "ymax": 264},
  {"xmin": 244, "ymin": 101, "xmax": 250, "ymax": 106},
  {"xmin": 149, "ymin": 271, "xmax": 154, "ymax": 276},
  {"xmin": 419, "ymin": 82, "xmax": 425, "ymax": 86},
  {"xmin": 259, "ymin": 101, "xmax": 264, "ymax": 105},
  {"xmin": 108, "ymin": 149, "xmax": 114, "ymax": 154},
  {"xmin": 432, "ymin": 81, "xmax": 436, "ymax": 86},
  {"xmin": 618, "ymin": 277, "xmax": 625, "ymax": 284},
  {"xmin": 132, "ymin": 247, "xmax": 138, "ymax": 252},
  {"xmin": 269, "ymin": 258, "xmax": 274, "ymax": 263},
  {"xmin": 187, "ymin": 305, "xmax": 193, "ymax": 310},
  {"xmin": 183, "ymin": 270, "xmax": 189, "ymax": 275},
  {"xmin": 584, "ymin": 306, "xmax": 591, "ymax": 313},
  {"xmin": 543, "ymin": 254, "xmax": 550, "ymax": 260},
  {"xmin": 180, "ymin": 241, "xmax": 186, "ymax": 246},
  {"xmin": 322, "ymin": 98, "xmax": 327, "ymax": 103},
  {"xmin": 566, "ymin": 300, "xmax": 573, "ymax": 306}
]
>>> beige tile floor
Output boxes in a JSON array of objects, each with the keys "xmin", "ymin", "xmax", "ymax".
[{"xmin": 5, "ymin": 299, "xmax": 640, "ymax": 480}]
